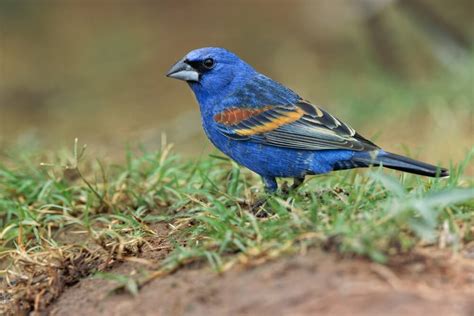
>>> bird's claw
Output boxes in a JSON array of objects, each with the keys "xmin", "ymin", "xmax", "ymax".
[
  {"xmin": 280, "ymin": 181, "xmax": 291, "ymax": 196},
  {"xmin": 250, "ymin": 197, "xmax": 271, "ymax": 218}
]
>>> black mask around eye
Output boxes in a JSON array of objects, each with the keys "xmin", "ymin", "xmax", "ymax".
[{"xmin": 185, "ymin": 58, "xmax": 216, "ymax": 74}]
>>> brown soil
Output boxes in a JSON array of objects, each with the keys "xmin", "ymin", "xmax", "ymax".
[{"xmin": 46, "ymin": 240, "xmax": 474, "ymax": 316}]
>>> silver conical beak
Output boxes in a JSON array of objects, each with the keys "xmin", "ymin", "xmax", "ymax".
[{"xmin": 166, "ymin": 58, "xmax": 199, "ymax": 82}]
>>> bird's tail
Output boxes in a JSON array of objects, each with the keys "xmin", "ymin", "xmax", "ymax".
[{"xmin": 352, "ymin": 151, "xmax": 449, "ymax": 178}]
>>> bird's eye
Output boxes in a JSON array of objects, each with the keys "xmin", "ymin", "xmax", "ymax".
[{"xmin": 202, "ymin": 58, "xmax": 215, "ymax": 69}]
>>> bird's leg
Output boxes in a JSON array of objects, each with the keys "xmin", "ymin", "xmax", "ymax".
[
  {"xmin": 291, "ymin": 176, "xmax": 305, "ymax": 190},
  {"xmin": 262, "ymin": 176, "xmax": 278, "ymax": 193}
]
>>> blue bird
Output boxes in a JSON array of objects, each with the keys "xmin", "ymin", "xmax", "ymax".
[{"xmin": 166, "ymin": 47, "xmax": 448, "ymax": 193}]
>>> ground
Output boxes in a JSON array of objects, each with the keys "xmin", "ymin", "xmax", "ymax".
[
  {"xmin": 48, "ymin": 231, "xmax": 474, "ymax": 316},
  {"xmin": 1, "ymin": 147, "xmax": 473, "ymax": 315}
]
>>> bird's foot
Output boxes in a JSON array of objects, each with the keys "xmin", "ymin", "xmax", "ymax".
[
  {"xmin": 280, "ymin": 181, "xmax": 291, "ymax": 196},
  {"xmin": 250, "ymin": 197, "xmax": 271, "ymax": 218},
  {"xmin": 280, "ymin": 177, "xmax": 305, "ymax": 196}
]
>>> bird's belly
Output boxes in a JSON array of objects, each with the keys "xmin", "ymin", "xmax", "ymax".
[
  {"xmin": 203, "ymin": 123, "xmax": 355, "ymax": 178},
  {"xmin": 206, "ymin": 131, "xmax": 315, "ymax": 177},
  {"xmin": 224, "ymin": 141, "xmax": 314, "ymax": 177}
]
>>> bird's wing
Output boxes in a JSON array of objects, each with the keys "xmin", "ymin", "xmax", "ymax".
[{"xmin": 214, "ymin": 100, "xmax": 379, "ymax": 151}]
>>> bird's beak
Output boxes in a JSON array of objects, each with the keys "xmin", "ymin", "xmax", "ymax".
[{"xmin": 166, "ymin": 58, "xmax": 199, "ymax": 82}]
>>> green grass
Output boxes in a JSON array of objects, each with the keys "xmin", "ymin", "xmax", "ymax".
[{"xmin": 0, "ymin": 140, "xmax": 473, "ymax": 312}]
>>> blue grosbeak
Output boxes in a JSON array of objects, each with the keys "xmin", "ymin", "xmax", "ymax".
[{"xmin": 167, "ymin": 47, "xmax": 448, "ymax": 192}]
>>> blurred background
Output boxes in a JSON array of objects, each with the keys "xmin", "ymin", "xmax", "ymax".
[{"xmin": 0, "ymin": 0, "xmax": 472, "ymax": 168}]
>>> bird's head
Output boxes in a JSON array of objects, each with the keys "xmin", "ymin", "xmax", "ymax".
[{"xmin": 166, "ymin": 47, "xmax": 256, "ymax": 105}]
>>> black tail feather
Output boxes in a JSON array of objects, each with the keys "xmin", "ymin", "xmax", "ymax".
[{"xmin": 353, "ymin": 151, "xmax": 449, "ymax": 178}]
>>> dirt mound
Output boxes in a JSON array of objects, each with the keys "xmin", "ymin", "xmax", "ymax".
[{"xmin": 49, "ymin": 248, "xmax": 474, "ymax": 316}]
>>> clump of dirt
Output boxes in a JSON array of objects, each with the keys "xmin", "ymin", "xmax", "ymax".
[
  {"xmin": 48, "ymin": 247, "xmax": 474, "ymax": 316},
  {"xmin": 0, "ymin": 224, "xmax": 171, "ymax": 315},
  {"xmin": 1, "ymin": 247, "xmax": 108, "ymax": 314}
]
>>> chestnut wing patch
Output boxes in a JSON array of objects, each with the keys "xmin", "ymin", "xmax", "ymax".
[
  {"xmin": 214, "ymin": 107, "xmax": 272, "ymax": 125},
  {"xmin": 214, "ymin": 106, "xmax": 305, "ymax": 136}
]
